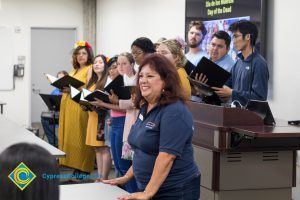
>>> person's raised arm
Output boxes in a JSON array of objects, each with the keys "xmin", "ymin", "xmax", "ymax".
[{"xmin": 90, "ymin": 98, "xmax": 125, "ymax": 112}]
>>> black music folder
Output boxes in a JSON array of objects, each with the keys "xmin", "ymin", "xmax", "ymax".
[
  {"xmin": 44, "ymin": 73, "xmax": 84, "ymax": 89},
  {"xmin": 189, "ymin": 57, "xmax": 231, "ymax": 88},
  {"xmin": 104, "ymin": 75, "xmax": 133, "ymax": 100},
  {"xmin": 84, "ymin": 89, "xmax": 110, "ymax": 103},
  {"xmin": 39, "ymin": 94, "xmax": 62, "ymax": 111}
]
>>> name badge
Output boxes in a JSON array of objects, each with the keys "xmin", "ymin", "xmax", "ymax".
[{"xmin": 139, "ymin": 114, "xmax": 143, "ymax": 121}]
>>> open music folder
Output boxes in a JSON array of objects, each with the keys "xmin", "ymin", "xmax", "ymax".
[
  {"xmin": 70, "ymin": 86, "xmax": 91, "ymax": 106},
  {"xmin": 44, "ymin": 73, "xmax": 84, "ymax": 89},
  {"xmin": 103, "ymin": 75, "xmax": 133, "ymax": 100}
]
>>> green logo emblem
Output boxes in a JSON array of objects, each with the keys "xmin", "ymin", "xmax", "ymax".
[{"xmin": 8, "ymin": 162, "xmax": 36, "ymax": 190}]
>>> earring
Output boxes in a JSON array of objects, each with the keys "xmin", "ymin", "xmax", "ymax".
[{"xmin": 162, "ymin": 89, "xmax": 165, "ymax": 93}]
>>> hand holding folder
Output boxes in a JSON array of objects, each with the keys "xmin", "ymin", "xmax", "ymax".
[
  {"xmin": 189, "ymin": 57, "xmax": 231, "ymax": 105},
  {"xmin": 44, "ymin": 73, "xmax": 84, "ymax": 89},
  {"xmin": 189, "ymin": 57, "xmax": 231, "ymax": 88},
  {"xmin": 187, "ymin": 77, "xmax": 214, "ymax": 97},
  {"xmin": 83, "ymin": 88, "xmax": 110, "ymax": 103},
  {"xmin": 69, "ymin": 86, "xmax": 91, "ymax": 107},
  {"xmin": 103, "ymin": 75, "xmax": 133, "ymax": 100}
]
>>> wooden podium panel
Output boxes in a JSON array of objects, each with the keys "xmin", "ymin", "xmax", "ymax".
[{"xmin": 189, "ymin": 102, "xmax": 300, "ymax": 200}]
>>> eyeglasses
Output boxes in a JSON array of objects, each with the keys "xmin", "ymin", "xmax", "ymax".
[
  {"xmin": 132, "ymin": 51, "xmax": 144, "ymax": 56},
  {"xmin": 232, "ymin": 34, "xmax": 243, "ymax": 39}
]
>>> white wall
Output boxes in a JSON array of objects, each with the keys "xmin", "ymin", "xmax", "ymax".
[
  {"xmin": 268, "ymin": 0, "xmax": 300, "ymax": 120},
  {"xmin": 0, "ymin": 0, "xmax": 84, "ymax": 126},
  {"xmin": 96, "ymin": 0, "xmax": 186, "ymax": 57}
]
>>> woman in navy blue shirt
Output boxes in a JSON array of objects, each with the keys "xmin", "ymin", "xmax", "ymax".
[{"xmin": 103, "ymin": 54, "xmax": 200, "ymax": 200}]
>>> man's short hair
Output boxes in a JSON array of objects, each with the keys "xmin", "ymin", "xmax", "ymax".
[
  {"xmin": 229, "ymin": 20, "xmax": 258, "ymax": 47},
  {"xmin": 188, "ymin": 20, "xmax": 207, "ymax": 37},
  {"xmin": 212, "ymin": 31, "xmax": 231, "ymax": 49}
]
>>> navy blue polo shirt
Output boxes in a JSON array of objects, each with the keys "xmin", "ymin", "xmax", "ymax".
[
  {"xmin": 226, "ymin": 51, "xmax": 269, "ymax": 106},
  {"xmin": 128, "ymin": 100, "xmax": 199, "ymax": 191}
]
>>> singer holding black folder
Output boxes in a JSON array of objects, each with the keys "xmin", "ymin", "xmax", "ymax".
[
  {"xmin": 212, "ymin": 20, "xmax": 269, "ymax": 106},
  {"xmin": 85, "ymin": 54, "xmax": 112, "ymax": 181},
  {"xmin": 90, "ymin": 53, "xmax": 138, "ymax": 193},
  {"xmin": 58, "ymin": 40, "xmax": 95, "ymax": 176},
  {"xmin": 41, "ymin": 70, "xmax": 67, "ymax": 147}
]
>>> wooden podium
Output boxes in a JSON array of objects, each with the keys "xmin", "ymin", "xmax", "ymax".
[{"xmin": 190, "ymin": 102, "xmax": 300, "ymax": 200}]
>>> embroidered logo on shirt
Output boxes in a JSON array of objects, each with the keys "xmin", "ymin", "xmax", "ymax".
[
  {"xmin": 145, "ymin": 122, "xmax": 156, "ymax": 129},
  {"xmin": 245, "ymin": 66, "xmax": 250, "ymax": 70}
]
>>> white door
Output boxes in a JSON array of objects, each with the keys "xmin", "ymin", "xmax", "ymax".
[{"xmin": 31, "ymin": 27, "xmax": 77, "ymax": 123}]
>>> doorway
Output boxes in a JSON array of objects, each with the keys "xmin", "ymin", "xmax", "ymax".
[{"xmin": 31, "ymin": 27, "xmax": 76, "ymax": 124}]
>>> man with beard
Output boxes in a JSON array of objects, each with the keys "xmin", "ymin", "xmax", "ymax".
[{"xmin": 185, "ymin": 20, "xmax": 208, "ymax": 72}]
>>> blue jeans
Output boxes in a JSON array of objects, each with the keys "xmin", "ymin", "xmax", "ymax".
[
  {"xmin": 152, "ymin": 175, "xmax": 200, "ymax": 200},
  {"xmin": 111, "ymin": 116, "xmax": 138, "ymax": 193},
  {"xmin": 41, "ymin": 117, "xmax": 58, "ymax": 147},
  {"xmin": 104, "ymin": 112, "xmax": 111, "ymax": 147}
]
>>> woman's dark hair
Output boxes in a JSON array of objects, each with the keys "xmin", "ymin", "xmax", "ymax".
[
  {"xmin": 87, "ymin": 54, "xmax": 108, "ymax": 90},
  {"xmin": 0, "ymin": 143, "xmax": 59, "ymax": 200},
  {"xmin": 134, "ymin": 54, "xmax": 186, "ymax": 109},
  {"xmin": 72, "ymin": 46, "xmax": 94, "ymax": 69},
  {"xmin": 229, "ymin": 20, "xmax": 258, "ymax": 47},
  {"xmin": 131, "ymin": 37, "xmax": 156, "ymax": 54},
  {"xmin": 107, "ymin": 56, "xmax": 118, "ymax": 68}
]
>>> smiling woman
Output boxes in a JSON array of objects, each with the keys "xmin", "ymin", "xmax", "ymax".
[{"xmin": 102, "ymin": 54, "xmax": 201, "ymax": 200}]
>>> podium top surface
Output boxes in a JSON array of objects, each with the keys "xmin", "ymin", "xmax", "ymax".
[
  {"xmin": 231, "ymin": 119, "xmax": 300, "ymax": 138},
  {"xmin": 190, "ymin": 102, "xmax": 265, "ymax": 127},
  {"xmin": 190, "ymin": 103, "xmax": 300, "ymax": 139}
]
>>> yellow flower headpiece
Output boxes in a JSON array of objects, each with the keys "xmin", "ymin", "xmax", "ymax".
[{"xmin": 74, "ymin": 40, "xmax": 91, "ymax": 49}]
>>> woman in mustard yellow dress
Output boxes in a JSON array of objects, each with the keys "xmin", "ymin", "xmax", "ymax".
[
  {"xmin": 85, "ymin": 54, "xmax": 111, "ymax": 180},
  {"xmin": 58, "ymin": 41, "xmax": 95, "ymax": 173}
]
